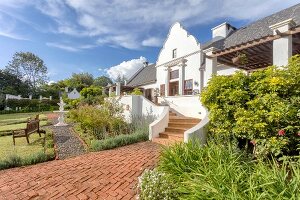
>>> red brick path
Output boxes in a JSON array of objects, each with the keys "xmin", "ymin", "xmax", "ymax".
[{"xmin": 0, "ymin": 142, "xmax": 160, "ymax": 200}]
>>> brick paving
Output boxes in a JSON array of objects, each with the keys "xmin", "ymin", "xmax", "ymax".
[{"xmin": 0, "ymin": 142, "xmax": 160, "ymax": 200}]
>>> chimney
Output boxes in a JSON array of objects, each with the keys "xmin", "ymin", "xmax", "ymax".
[
  {"xmin": 143, "ymin": 61, "xmax": 148, "ymax": 68},
  {"xmin": 211, "ymin": 22, "xmax": 236, "ymax": 39}
]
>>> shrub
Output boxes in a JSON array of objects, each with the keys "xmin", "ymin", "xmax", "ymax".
[
  {"xmin": 131, "ymin": 88, "xmax": 143, "ymax": 95},
  {"xmin": 201, "ymin": 55, "xmax": 300, "ymax": 159},
  {"xmin": 4, "ymin": 98, "xmax": 59, "ymax": 112},
  {"xmin": 69, "ymin": 98, "xmax": 126, "ymax": 140},
  {"xmin": 90, "ymin": 131, "xmax": 148, "ymax": 151},
  {"xmin": 0, "ymin": 151, "xmax": 55, "ymax": 170},
  {"xmin": 80, "ymin": 86, "xmax": 102, "ymax": 98},
  {"xmin": 138, "ymin": 169, "xmax": 179, "ymax": 200},
  {"xmin": 156, "ymin": 141, "xmax": 300, "ymax": 199}
]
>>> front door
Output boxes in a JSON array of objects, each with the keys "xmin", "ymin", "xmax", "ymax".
[{"xmin": 169, "ymin": 81, "xmax": 179, "ymax": 96}]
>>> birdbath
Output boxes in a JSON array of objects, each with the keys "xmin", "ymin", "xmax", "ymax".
[{"xmin": 53, "ymin": 97, "xmax": 69, "ymax": 127}]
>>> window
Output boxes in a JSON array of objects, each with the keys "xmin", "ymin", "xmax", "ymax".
[
  {"xmin": 172, "ymin": 49, "xmax": 177, "ymax": 58},
  {"xmin": 160, "ymin": 84, "xmax": 165, "ymax": 96},
  {"xmin": 170, "ymin": 70, "xmax": 179, "ymax": 80},
  {"xmin": 184, "ymin": 79, "xmax": 193, "ymax": 95}
]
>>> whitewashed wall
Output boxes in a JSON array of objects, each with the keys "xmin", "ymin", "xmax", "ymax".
[
  {"xmin": 155, "ymin": 22, "xmax": 202, "ymax": 93},
  {"xmin": 119, "ymin": 95, "xmax": 166, "ymax": 122},
  {"xmin": 158, "ymin": 96, "xmax": 205, "ymax": 119},
  {"xmin": 216, "ymin": 65, "xmax": 239, "ymax": 76}
]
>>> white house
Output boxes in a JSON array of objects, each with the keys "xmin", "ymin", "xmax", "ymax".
[
  {"xmin": 110, "ymin": 4, "xmax": 300, "ymax": 145},
  {"xmin": 68, "ymin": 88, "xmax": 81, "ymax": 99}
]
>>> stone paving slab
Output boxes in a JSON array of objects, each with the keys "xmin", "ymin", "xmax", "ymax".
[{"xmin": 0, "ymin": 142, "xmax": 160, "ymax": 200}]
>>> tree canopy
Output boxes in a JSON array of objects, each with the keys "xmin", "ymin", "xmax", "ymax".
[
  {"xmin": 94, "ymin": 76, "xmax": 113, "ymax": 87},
  {"xmin": 65, "ymin": 72, "xmax": 94, "ymax": 91},
  {"xmin": 0, "ymin": 69, "xmax": 30, "ymax": 96},
  {"xmin": 5, "ymin": 52, "xmax": 48, "ymax": 93}
]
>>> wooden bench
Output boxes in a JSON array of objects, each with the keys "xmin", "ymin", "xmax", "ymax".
[{"xmin": 12, "ymin": 115, "xmax": 46, "ymax": 145}]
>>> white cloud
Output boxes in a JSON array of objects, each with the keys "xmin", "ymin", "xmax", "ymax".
[
  {"xmin": 1, "ymin": 0, "xmax": 299, "ymax": 49},
  {"xmin": 0, "ymin": 13, "xmax": 29, "ymax": 40},
  {"xmin": 142, "ymin": 37, "xmax": 164, "ymax": 47},
  {"xmin": 48, "ymin": 80, "xmax": 56, "ymax": 85},
  {"xmin": 46, "ymin": 42, "xmax": 79, "ymax": 52},
  {"xmin": 106, "ymin": 57, "xmax": 147, "ymax": 80},
  {"xmin": 46, "ymin": 42, "xmax": 96, "ymax": 52}
]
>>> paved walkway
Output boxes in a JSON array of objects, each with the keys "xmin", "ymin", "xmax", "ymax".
[
  {"xmin": 46, "ymin": 113, "xmax": 86, "ymax": 159},
  {"xmin": 0, "ymin": 142, "xmax": 160, "ymax": 200}
]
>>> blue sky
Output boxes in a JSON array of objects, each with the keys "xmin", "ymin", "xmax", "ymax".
[{"xmin": 0, "ymin": 0, "xmax": 298, "ymax": 82}]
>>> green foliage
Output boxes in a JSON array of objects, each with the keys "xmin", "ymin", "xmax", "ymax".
[
  {"xmin": 69, "ymin": 98, "xmax": 125, "ymax": 140},
  {"xmin": 155, "ymin": 141, "xmax": 300, "ymax": 199},
  {"xmin": 138, "ymin": 169, "xmax": 179, "ymax": 200},
  {"xmin": 131, "ymin": 88, "xmax": 143, "ymax": 95},
  {"xmin": 93, "ymin": 76, "xmax": 113, "ymax": 87},
  {"xmin": 80, "ymin": 86, "xmax": 102, "ymax": 98},
  {"xmin": 4, "ymin": 99, "xmax": 59, "ymax": 113},
  {"xmin": 0, "ymin": 152, "xmax": 54, "ymax": 170},
  {"xmin": 5, "ymin": 52, "xmax": 48, "ymax": 93},
  {"xmin": 90, "ymin": 131, "xmax": 148, "ymax": 151},
  {"xmin": 39, "ymin": 83, "xmax": 61, "ymax": 99},
  {"xmin": 0, "ymin": 130, "xmax": 55, "ymax": 170},
  {"xmin": 65, "ymin": 72, "xmax": 94, "ymax": 91},
  {"xmin": 201, "ymin": 55, "xmax": 300, "ymax": 158},
  {"xmin": 0, "ymin": 69, "xmax": 30, "ymax": 97}
]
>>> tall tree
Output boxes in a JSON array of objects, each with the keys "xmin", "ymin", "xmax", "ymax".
[
  {"xmin": 5, "ymin": 52, "xmax": 48, "ymax": 93},
  {"xmin": 0, "ymin": 69, "xmax": 30, "ymax": 96},
  {"xmin": 94, "ymin": 76, "xmax": 113, "ymax": 87},
  {"xmin": 115, "ymin": 74, "xmax": 127, "ymax": 85},
  {"xmin": 66, "ymin": 72, "xmax": 94, "ymax": 91}
]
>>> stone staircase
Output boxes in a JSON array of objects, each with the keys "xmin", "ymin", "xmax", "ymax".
[{"xmin": 152, "ymin": 111, "xmax": 201, "ymax": 146}]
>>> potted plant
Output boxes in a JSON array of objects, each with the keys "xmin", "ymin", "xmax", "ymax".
[{"xmin": 232, "ymin": 53, "xmax": 248, "ymax": 65}]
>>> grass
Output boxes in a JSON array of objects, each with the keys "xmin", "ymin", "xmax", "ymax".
[
  {"xmin": 0, "ymin": 129, "xmax": 55, "ymax": 170},
  {"xmin": 0, "ymin": 112, "xmax": 50, "ymax": 135},
  {"xmin": 144, "ymin": 141, "xmax": 300, "ymax": 200}
]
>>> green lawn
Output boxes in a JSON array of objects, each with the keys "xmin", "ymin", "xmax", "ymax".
[
  {"xmin": 0, "ymin": 133, "xmax": 48, "ymax": 160},
  {"xmin": 0, "ymin": 112, "xmax": 55, "ymax": 170},
  {"xmin": 0, "ymin": 112, "xmax": 50, "ymax": 135},
  {"xmin": 0, "ymin": 121, "xmax": 48, "ymax": 132},
  {"xmin": 0, "ymin": 112, "xmax": 49, "ymax": 125}
]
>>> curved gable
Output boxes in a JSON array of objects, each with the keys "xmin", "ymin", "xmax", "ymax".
[{"xmin": 156, "ymin": 22, "xmax": 201, "ymax": 66}]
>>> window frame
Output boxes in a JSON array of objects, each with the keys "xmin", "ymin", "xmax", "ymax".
[
  {"xmin": 184, "ymin": 79, "xmax": 193, "ymax": 95},
  {"xmin": 172, "ymin": 48, "xmax": 177, "ymax": 58},
  {"xmin": 170, "ymin": 69, "xmax": 179, "ymax": 80}
]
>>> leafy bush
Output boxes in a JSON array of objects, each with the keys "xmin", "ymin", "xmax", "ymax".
[
  {"xmin": 69, "ymin": 98, "xmax": 126, "ymax": 140},
  {"xmin": 201, "ymin": 55, "xmax": 300, "ymax": 158},
  {"xmin": 138, "ymin": 169, "xmax": 178, "ymax": 200},
  {"xmin": 131, "ymin": 88, "xmax": 143, "ymax": 95},
  {"xmin": 90, "ymin": 131, "xmax": 148, "ymax": 151},
  {"xmin": 80, "ymin": 86, "xmax": 102, "ymax": 98},
  {"xmin": 154, "ymin": 141, "xmax": 300, "ymax": 199},
  {"xmin": 0, "ymin": 150, "xmax": 54, "ymax": 170},
  {"xmin": 4, "ymin": 98, "xmax": 59, "ymax": 112}
]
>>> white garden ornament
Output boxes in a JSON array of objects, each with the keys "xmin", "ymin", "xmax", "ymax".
[{"xmin": 53, "ymin": 97, "xmax": 69, "ymax": 127}]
